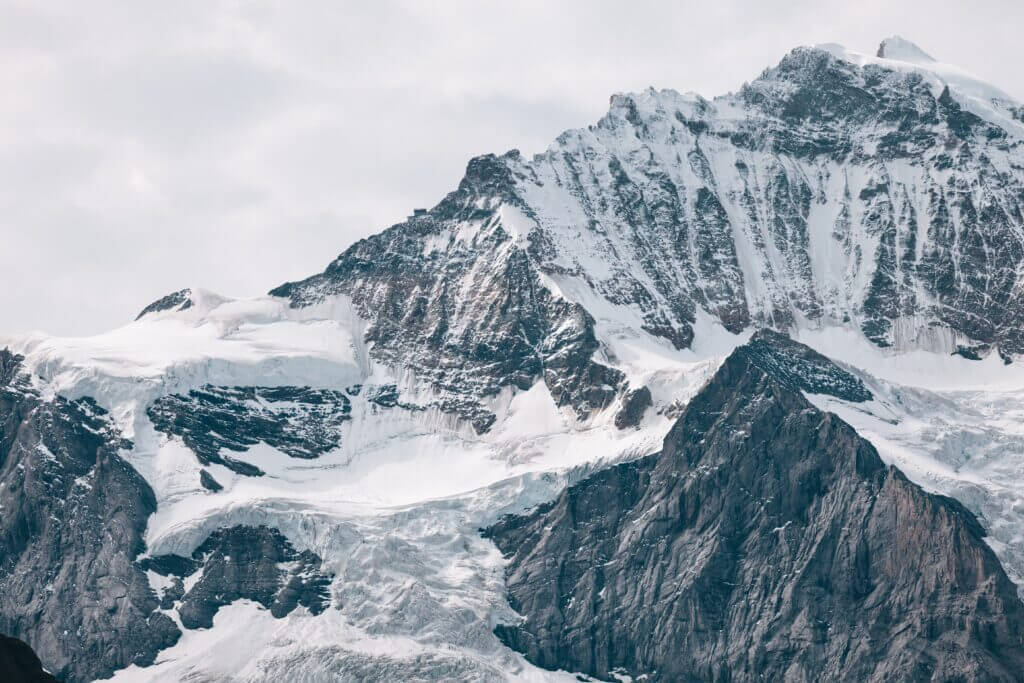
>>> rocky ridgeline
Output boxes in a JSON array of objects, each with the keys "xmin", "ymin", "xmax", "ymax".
[
  {"xmin": 485, "ymin": 337, "xmax": 1024, "ymax": 681},
  {"xmin": 271, "ymin": 41, "xmax": 1024, "ymax": 436}
]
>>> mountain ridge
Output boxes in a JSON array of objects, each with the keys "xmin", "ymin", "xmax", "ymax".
[{"xmin": 261, "ymin": 36, "xmax": 1024, "ymax": 435}]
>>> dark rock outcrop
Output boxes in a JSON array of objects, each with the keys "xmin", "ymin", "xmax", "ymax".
[
  {"xmin": 148, "ymin": 385, "xmax": 353, "ymax": 476},
  {"xmin": 485, "ymin": 339, "xmax": 1024, "ymax": 682},
  {"xmin": 0, "ymin": 634, "xmax": 58, "ymax": 683},
  {"xmin": 143, "ymin": 525, "xmax": 332, "ymax": 630},
  {"xmin": 613, "ymin": 385, "xmax": 652, "ymax": 429},
  {"xmin": 0, "ymin": 350, "xmax": 180, "ymax": 682},
  {"xmin": 743, "ymin": 328, "xmax": 872, "ymax": 401},
  {"xmin": 135, "ymin": 288, "xmax": 193, "ymax": 320},
  {"xmin": 199, "ymin": 468, "xmax": 223, "ymax": 492}
]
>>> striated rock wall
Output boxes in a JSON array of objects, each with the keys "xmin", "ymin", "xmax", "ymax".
[
  {"xmin": 271, "ymin": 44, "xmax": 1024, "ymax": 438},
  {"xmin": 0, "ymin": 350, "xmax": 179, "ymax": 682},
  {"xmin": 486, "ymin": 338, "xmax": 1024, "ymax": 681}
]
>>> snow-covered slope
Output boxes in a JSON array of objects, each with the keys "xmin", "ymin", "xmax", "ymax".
[
  {"xmin": 2, "ymin": 288, "xmax": 716, "ymax": 682},
  {"xmin": 4, "ymin": 37, "xmax": 1024, "ymax": 681}
]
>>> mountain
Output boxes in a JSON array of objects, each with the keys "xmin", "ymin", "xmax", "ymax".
[
  {"xmin": 3, "ymin": 37, "xmax": 1024, "ymax": 681},
  {"xmin": 271, "ymin": 33, "xmax": 1024, "ymax": 426},
  {"xmin": 485, "ymin": 332, "xmax": 1024, "ymax": 682}
]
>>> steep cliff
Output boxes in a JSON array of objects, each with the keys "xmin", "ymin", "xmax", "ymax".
[{"xmin": 486, "ymin": 334, "xmax": 1024, "ymax": 681}]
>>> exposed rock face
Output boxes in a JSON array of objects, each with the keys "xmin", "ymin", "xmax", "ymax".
[
  {"xmin": 272, "ymin": 41, "xmax": 1024, "ymax": 434},
  {"xmin": 742, "ymin": 328, "xmax": 872, "ymax": 401},
  {"xmin": 0, "ymin": 353, "xmax": 337, "ymax": 681},
  {"xmin": 142, "ymin": 525, "xmax": 332, "ymax": 630},
  {"xmin": 613, "ymin": 385, "xmax": 653, "ymax": 429},
  {"xmin": 485, "ymin": 338, "xmax": 1024, "ymax": 682},
  {"xmin": 148, "ymin": 385, "xmax": 354, "ymax": 475},
  {"xmin": 198, "ymin": 468, "xmax": 223, "ymax": 492},
  {"xmin": 0, "ymin": 350, "xmax": 180, "ymax": 682},
  {"xmin": 135, "ymin": 288, "xmax": 193, "ymax": 320},
  {"xmin": 0, "ymin": 634, "xmax": 58, "ymax": 683},
  {"xmin": 526, "ymin": 49, "xmax": 1024, "ymax": 355},
  {"xmin": 270, "ymin": 173, "xmax": 624, "ymax": 433}
]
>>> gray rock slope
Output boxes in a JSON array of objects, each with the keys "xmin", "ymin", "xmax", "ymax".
[
  {"xmin": 485, "ymin": 335, "xmax": 1024, "ymax": 682},
  {"xmin": 0, "ymin": 350, "xmax": 179, "ymax": 682},
  {"xmin": 0, "ymin": 351, "xmax": 334, "ymax": 682},
  {"xmin": 140, "ymin": 525, "xmax": 332, "ymax": 630}
]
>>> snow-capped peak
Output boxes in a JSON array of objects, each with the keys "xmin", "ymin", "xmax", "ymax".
[
  {"xmin": 813, "ymin": 37, "xmax": 1021, "ymax": 136},
  {"xmin": 875, "ymin": 35, "xmax": 935, "ymax": 62},
  {"xmin": 815, "ymin": 38, "xmax": 1015, "ymax": 103}
]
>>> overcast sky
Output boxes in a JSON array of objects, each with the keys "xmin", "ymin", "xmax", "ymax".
[{"xmin": 3, "ymin": 0, "xmax": 1023, "ymax": 336}]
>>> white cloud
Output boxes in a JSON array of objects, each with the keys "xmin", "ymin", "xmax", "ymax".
[{"xmin": 2, "ymin": 0, "xmax": 1022, "ymax": 335}]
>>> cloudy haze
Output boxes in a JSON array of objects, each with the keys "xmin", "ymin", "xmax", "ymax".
[{"xmin": 3, "ymin": 0, "xmax": 1022, "ymax": 336}]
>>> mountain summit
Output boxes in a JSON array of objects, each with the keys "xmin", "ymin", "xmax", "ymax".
[
  {"xmin": 268, "ymin": 34, "xmax": 1024, "ymax": 434},
  {"xmin": 487, "ymin": 334, "xmax": 1024, "ymax": 681},
  {"xmin": 876, "ymin": 35, "xmax": 936, "ymax": 61}
]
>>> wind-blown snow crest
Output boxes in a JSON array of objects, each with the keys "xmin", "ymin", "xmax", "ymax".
[{"xmin": 818, "ymin": 36, "xmax": 1024, "ymax": 136}]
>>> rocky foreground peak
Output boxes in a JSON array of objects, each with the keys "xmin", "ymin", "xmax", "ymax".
[{"xmin": 486, "ymin": 335, "xmax": 1024, "ymax": 681}]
